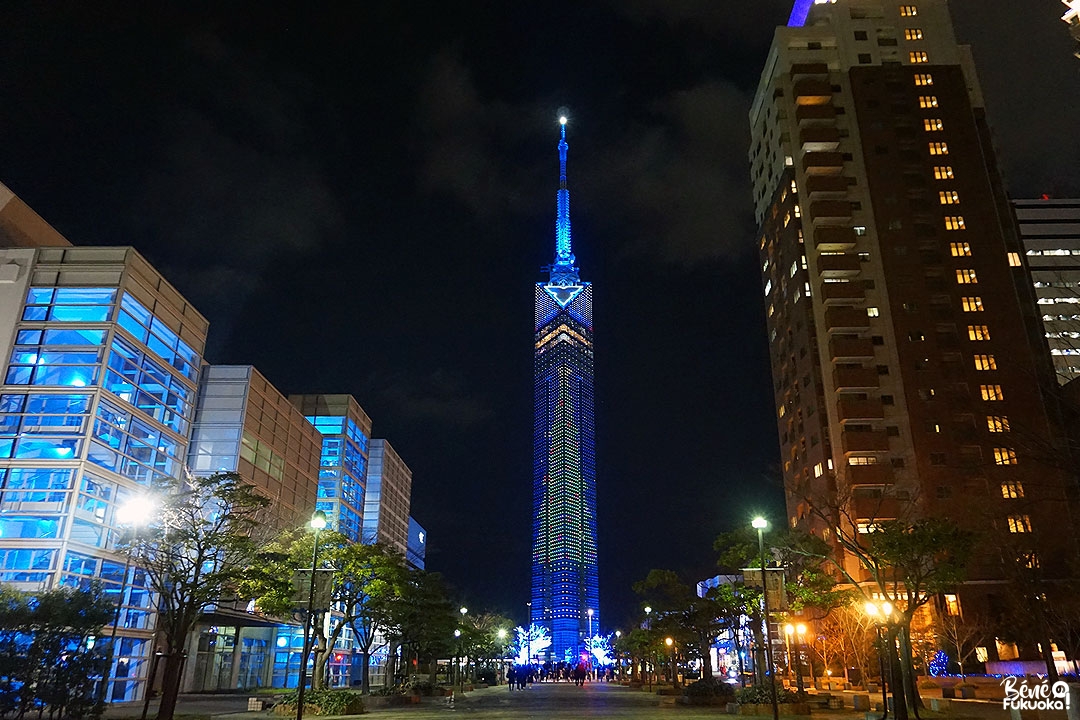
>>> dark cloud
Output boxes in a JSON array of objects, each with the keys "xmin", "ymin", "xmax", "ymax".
[{"xmin": 371, "ymin": 368, "xmax": 494, "ymax": 430}]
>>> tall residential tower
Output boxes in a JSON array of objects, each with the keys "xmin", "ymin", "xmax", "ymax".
[
  {"xmin": 752, "ymin": 0, "xmax": 1072, "ymax": 633},
  {"xmin": 531, "ymin": 117, "xmax": 599, "ymax": 663}
]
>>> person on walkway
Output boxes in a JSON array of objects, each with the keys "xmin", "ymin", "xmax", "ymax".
[{"xmin": 507, "ymin": 666, "xmax": 516, "ymax": 691}]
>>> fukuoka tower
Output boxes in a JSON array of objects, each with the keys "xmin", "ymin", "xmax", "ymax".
[{"xmin": 530, "ymin": 115, "xmax": 599, "ymax": 663}]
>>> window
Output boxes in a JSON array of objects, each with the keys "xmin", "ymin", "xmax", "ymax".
[
  {"xmin": 987, "ymin": 415, "xmax": 1010, "ymax": 432},
  {"xmin": 949, "ymin": 242, "xmax": 971, "ymax": 257},
  {"xmin": 1008, "ymin": 515, "xmax": 1032, "ymax": 533},
  {"xmin": 961, "ymin": 296, "xmax": 984, "ymax": 312},
  {"xmin": 814, "ymin": 463, "xmax": 824, "ymax": 478},
  {"xmin": 945, "ymin": 216, "xmax": 966, "ymax": 230},
  {"xmin": 968, "ymin": 325, "xmax": 991, "ymax": 341},
  {"xmin": 910, "ymin": 51, "xmax": 929, "ymax": 63},
  {"xmin": 975, "ymin": 354, "xmax": 997, "ymax": 371},
  {"xmin": 919, "ymin": 95, "xmax": 938, "ymax": 108},
  {"xmin": 994, "ymin": 447, "xmax": 1018, "ymax": 465},
  {"xmin": 929, "ymin": 142, "xmax": 949, "ymax": 155},
  {"xmin": 848, "ymin": 456, "xmax": 878, "ymax": 466},
  {"xmin": 905, "ymin": 28, "xmax": 924, "ymax": 40},
  {"xmin": 956, "ymin": 268, "xmax": 978, "ymax": 284},
  {"xmin": 867, "ymin": 307, "xmax": 880, "ymax": 317},
  {"xmin": 1001, "ymin": 481, "xmax": 1024, "ymax": 499},
  {"xmin": 900, "ymin": 5, "xmax": 919, "ymax": 16},
  {"xmin": 944, "ymin": 594, "xmax": 961, "ymax": 616},
  {"xmin": 1008, "ymin": 252, "xmax": 1022, "ymax": 267},
  {"xmin": 924, "ymin": 118, "xmax": 944, "ymax": 132},
  {"xmin": 858, "ymin": 53, "xmax": 873, "ymax": 64},
  {"xmin": 933, "ymin": 165, "xmax": 954, "ymax": 179},
  {"xmin": 855, "ymin": 30, "xmax": 869, "ymax": 41},
  {"xmin": 981, "ymin": 384, "xmax": 1004, "ymax": 401},
  {"xmin": 794, "ymin": 204, "xmax": 801, "ymax": 218},
  {"xmin": 939, "ymin": 190, "xmax": 960, "ymax": 204},
  {"xmin": 915, "ymin": 73, "xmax": 934, "ymax": 86}
]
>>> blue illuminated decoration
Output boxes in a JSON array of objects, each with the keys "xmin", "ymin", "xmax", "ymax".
[
  {"xmin": 788, "ymin": 0, "xmax": 814, "ymax": 26},
  {"xmin": 532, "ymin": 113, "xmax": 600, "ymax": 664}
]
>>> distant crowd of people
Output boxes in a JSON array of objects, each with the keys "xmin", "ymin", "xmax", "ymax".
[{"xmin": 506, "ymin": 661, "xmax": 615, "ymax": 690}]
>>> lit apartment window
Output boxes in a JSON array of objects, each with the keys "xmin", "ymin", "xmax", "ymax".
[
  {"xmin": 939, "ymin": 190, "xmax": 960, "ymax": 204},
  {"xmin": 944, "ymin": 594, "xmax": 961, "ymax": 616},
  {"xmin": 994, "ymin": 447, "xmax": 1018, "ymax": 465},
  {"xmin": 929, "ymin": 142, "xmax": 949, "ymax": 155},
  {"xmin": 1007, "ymin": 514, "xmax": 1032, "ymax": 533},
  {"xmin": 933, "ymin": 165, "xmax": 954, "ymax": 179},
  {"xmin": 956, "ymin": 268, "xmax": 978, "ymax": 284},
  {"xmin": 1025, "ymin": 553, "xmax": 1040, "ymax": 570},
  {"xmin": 950, "ymin": 241, "xmax": 972, "ymax": 256},
  {"xmin": 914, "ymin": 73, "xmax": 934, "ymax": 86},
  {"xmin": 801, "ymin": 255, "xmax": 808, "ymax": 270},
  {"xmin": 974, "ymin": 354, "xmax": 997, "ymax": 371},
  {"xmin": 968, "ymin": 325, "xmax": 990, "ymax": 341},
  {"xmin": 1001, "ymin": 481, "xmax": 1024, "ymax": 499},
  {"xmin": 814, "ymin": 463, "xmax": 824, "ymax": 478},
  {"xmin": 924, "ymin": 118, "xmax": 944, "ymax": 132},
  {"xmin": 980, "ymin": 384, "xmax": 1004, "ymax": 401},
  {"xmin": 1008, "ymin": 252, "xmax": 1022, "ymax": 267},
  {"xmin": 794, "ymin": 204, "xmax": 802, "ymax": 218},
  {"xmin": 910, "ymin": 51, "xmax": 929, "ymax": 63},
  {"xmin": 919, "ymin": 96, "xmax": 939, "ymax": 108},
  {"xmin": 987, "ymin": 415, "xmax": 1010, "ymax": 432},
  {"xmin": 867, "ymin": 307, "xmax": 880, "ymax": 317},
  {"xmin": 791, "ymin": 179, "xmax": 798, "ymax": 194},
  {"xmin": 905, "ymin": 28, "xmax": 924, "ymax": 40},
  {"xmin": 945, "ymin": 216, "xmax": 966, "ymax": 230},
  {"xmin": 849, "ymin": 456, "xmax": 878, "ymax": 466},
  {"xmin": 900, "ymin": 5, "xmax": 919, "ymax": 16},
  {"xmin": 962, "ymin": 297, "xmax": 984, "ymax": 312}
]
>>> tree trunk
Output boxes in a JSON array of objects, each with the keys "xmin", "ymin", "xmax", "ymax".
[
  {"xmin": 698, "ymin": 634, "xmax": 715, "ymax": 680},
  {"xmin": 360, "ymin": 649, "xmax": 370, "ymax": 694},
  {"xmin": 887, "ymin": 627, "xmax": 908, "ymax": 720},
  {"xmin": 1033, "ymin": 601, "xmax": 1059, "ymax": 682},
  {"xmin": 898, "ymin": 625, "xmax": 923, "ymax": 712},
  {"xmin": 156, "ymin": 651, "xmax": 185, "ymax": 720}
]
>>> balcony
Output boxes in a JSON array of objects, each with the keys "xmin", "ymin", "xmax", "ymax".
[
  {"xmin": 833, "ymin": 366, "xmax": 880, "ymax": 390},
  {"xmin": 805, "ymin": 175, "xmax": 848, "ymax": 195},
  {"xmin": 803, "ymin": 152, "xmax": 845, "ymax": 176},
  {"xmin": 841, "ymin": 430, "xmax": 890, "ymax": 453},
  {"xmin": 824, "ymin": 306, "xmax": 870, "ymax": 332},
  {"xmin": 828, "ymin": 335, "xmax": 874, "ymax": 360},
  {"xmin": 852, "ymin": 495, "xmax": 902, "ymax": 520},
  {"xmin": 819, "ymin": 282, "xmax": 866, "ymax": 304},
  {"xmin": 809, "ymin": 200, "xmax": 854, "ymax": 222},
  {"xmin": 790, "ymin": 62, "xmax": 829, "ymax": 78},
  {"xmin": 793, "ymin": 78, "xmax": 833, "ymax": 105},
  {"xmin": 800, "ymin": 127, "xmax": 841, "ymax": 152},
  {"xmin": 813, "ymin": 226, "xmax": 857, "ymax": 251},
  {"xmin": 837, "ymin": 397, "xmax": 885, "ymax": 421},
  {"xmin": 817, "ymin": 253, "xmax": 860, "ymax": 276},
  {"xmin": 796, "ymin": 104, "xmax": 837, "ymax": 123},
  {"xmin": 847, "ymin": 463, "xmax": 893, "ymax": 485}
]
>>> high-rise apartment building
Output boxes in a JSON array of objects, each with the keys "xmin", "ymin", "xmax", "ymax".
[
  {"xmin": 0, "ymin": 181, "xmax": 72, "ymax": 248},
  {"xmin": 752, "ymin": 0, "xmax": 1071, "ymax": 626},
  {"xmin": 289, "ymin": 394, "xmax": 372, "ymax": 543},
  {"xmin": 0, "ymin": 245, "xmax": 207, "ymax": 701},
  {"xmin": 531, "ymin": 118, "xmax": 599, "ymax": 663},
  {"xmin": 362, "ymin": 439, "xmax": 412, "ymax": 555},
  {"xmin": 1014, "ymin": 198, "xmax": 1080, "ymax": 383},
  {"xmin": 1064, "ymin": 1, "xmax": 1080, "ymax": 58}
]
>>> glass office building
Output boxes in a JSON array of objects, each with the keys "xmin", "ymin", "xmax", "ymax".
[
  {"xmin": 0, "ymin": 246, "xmax": 208, "ymax": 702},
  {"xmin": 362, "ymin": 439, "xmax": 412, "ymax": 556},
  {"xmin": 531, "ymin": 120, "xmax": 599, "ymax": 663}
]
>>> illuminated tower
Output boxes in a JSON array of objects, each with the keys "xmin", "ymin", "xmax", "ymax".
[{"xmin": 531, "ymin": 115, "xmax": 599, "ymax": 663}]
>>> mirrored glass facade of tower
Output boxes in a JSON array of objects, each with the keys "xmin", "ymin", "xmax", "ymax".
[{"xmin": 531, "ymin": 119, "xmax": 599, "ymax": 663}]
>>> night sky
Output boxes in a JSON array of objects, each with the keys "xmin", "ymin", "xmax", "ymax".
[{"xmin": 1, "ymin": 1, "xmax": 1077, "ymax": 629}]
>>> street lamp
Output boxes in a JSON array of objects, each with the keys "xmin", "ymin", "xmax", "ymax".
[
  {"xmin": 752, "ymin": 516, "xmax": 779, "ymax": 720},
  {"xmin": 784, "ymin": 623, "xmax": 806, "ymax": 693},
  {"xmin": 615, "ymin": 630, "xmax": 623, "ymax": 681},
  {"xmin": 665, "ymin": 637, "xmax": 678, "ymax": 687},
  {"xmin": 865, "ymin": 601, "xmax": 893, "ymax": 720},
  {"xmin": 296, "ymin": 509, "xmax": 327, "ymax": 720},
  {"xmin": 459, "ymin": 607, "xmax": 468, "ymax": 686},
  {"xmin": 587, "ymin": 608, "xmax": 594, "ymax": 639},
  {"xmin": 103, "ymin": 495, "xmax": 154, "ymax": 703}
]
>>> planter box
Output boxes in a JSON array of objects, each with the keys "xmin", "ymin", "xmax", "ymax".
[
  {"xmin": 739, "ymin": 702, "xmax": 811, "ymax": 716},
  {"xmin": 941, "ymin": 687, "xmax": 956, "ymax": 699},
  {"xmin": 678, "ymin": 695, "xmax": 731, "ymax": 706},
  {"xmin": 364, "ymin": 695, "xmax": 420, "ymax": 709},
  {"xmin": 960, "ymin": 687, "xmax": 976, "ymax": 699}
]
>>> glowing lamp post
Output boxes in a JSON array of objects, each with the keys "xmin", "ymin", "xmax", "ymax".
[
  {"xmin": 296, "ymin": 509, "xmax": 327, "ymax": 720},
  {"xmin": 459, "ymin": 607, "xmax": 468, "ymax": 686},
  {"xmin": 752, "ymin": 516, "xmax": 779, "ymax": 720},
  {"xmin": 784, "ymin": 623, "xmax": 806, "ymax": 693},
  {"xmin": 865, "ymin": 601, "xmax": 893, "ymax": 720},
  {"xmin": 665, "ymin": 637, "xmax": 678, "ymax": 687}
]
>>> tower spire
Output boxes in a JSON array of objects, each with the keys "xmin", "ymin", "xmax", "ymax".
[{"xmin": 551, "ymin": 114, "xmax": 578, "ymax": 284}]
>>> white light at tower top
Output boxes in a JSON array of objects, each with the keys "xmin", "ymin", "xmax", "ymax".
[{"xmin": 559, "ymin": 116, "xmax": 567, "ymax": 125}]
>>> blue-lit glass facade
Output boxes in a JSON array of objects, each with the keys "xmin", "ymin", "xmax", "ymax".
[
  {"xmin": 531, "ymin": 122, "xmax": 599, "ymax": 662},
  {"xmin": 0, "ymin": 247, "xmax": 206, "ymax": 703},
  {"xmin": 407, "ymin": 516, "xmax": 426, "ymax": 570},
  {"xmin": 307, "ymin": 414, "xmax": 367, "ymax": 542}
]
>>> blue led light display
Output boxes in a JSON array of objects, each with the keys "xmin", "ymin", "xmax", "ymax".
[
  {"xmin": 531, "ymin": 117, "xmax": 599, "ymax": 663},
  {"xmin": 788, "ymin": 0, "xmax": 814, "ymax": 26}
]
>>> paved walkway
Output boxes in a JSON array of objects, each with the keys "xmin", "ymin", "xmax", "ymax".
[{"xmin": 108, "ymin": 681, "xmax": 1019, "ymax": 720}]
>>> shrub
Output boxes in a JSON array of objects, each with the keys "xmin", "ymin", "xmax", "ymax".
[
  {"xmin": 685, "ymin": 679, "xmax": 736, "ymax": 698},
  {"xmin": 477, "ymin": 669, "xmax": 497, "ymax": 685},
  {"xmin": 735, "ymin": 683, "xmax": 803, "ymax": 705},
  {"xmin": 275, "ymin": 690, "xmax": 365, "ymax": 716}
]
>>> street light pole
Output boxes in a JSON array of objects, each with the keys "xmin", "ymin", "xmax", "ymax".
[
  {"xmin": 753, "ymin": 517, "xmax": 779, "ymax": 720},
  {"xmin": 526, "ymin": 601, "xmax": 532, "ymax": 668},
  {"xmin": 459, "ymin": 607, "xmax": 468, "ymax": 687},
  {"xmin": 296, "ymin": 510, "xmax": 327, "ymax": 720},
  {"xmin": 865, "ymin": 601, "xmax": 892, "ymax": 720},
  {"xmin": 103, "ymin": 495, "xmax": 154, "ymax": 704}
]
